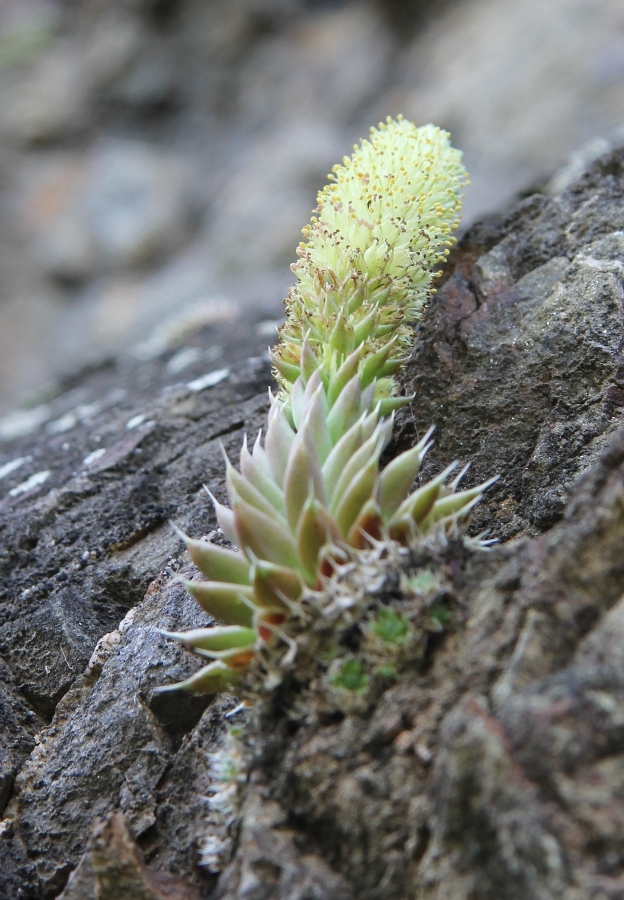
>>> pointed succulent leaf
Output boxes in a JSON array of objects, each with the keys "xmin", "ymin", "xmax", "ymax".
[
  {"xmin": 346, "ymin": 497, "xmax": 383, "ymax": 549},
  {"xmin": 290, "ymin": 376, "xmax": 306, "ymax": 430},
  {"xmin": 361, "ymin": 381, "xmax": 376, "ymax": 413},
  {"xmin": 326, "ymin": 373, "xmax": 362, "ymax": 444},
  {"xmin": 265, "ymin": 400, "xmax": 296, "ymax": 482},
  {"xmin": 154, "ymin": 660, "xmax": 238, "ymax": 695},
  {"xmin": 328, "ymin": 310, "xmax": 351, "ymax": 355},
  {"xmin": 232, "ymin": 494, "xmax": 299, "ymax": 570},
  {"xmin": 302, "ymin": 367, "xmax": 324, "ymax": 406},
  {"xmin": 296, "ymin": 496, "xmax": 342, "ymax": 586},
  {"xmin": 299, "ymin": 384, "xmax": 332, "ymax": 464},
  {"xmin": 283, "ymin": 431, "xmax": 326, "ymax": 532},
  {"xmin": 271, "ymin": 356, "xmax": 300, "ymax": 385},
  {"xmin": 226, "ymin": 459, "xmax": 286, "ymax": 524},
  {"xmin": 378, "ymin": 357, "xmax": 405, "ymax": 378},
  {"xmin": 327, "ymin": 346, "xmax": 363, "ymax": 406},
  {"xmin": 377, "ymin": 395, "xmax": 413, "ymax": 418},
  {"xmin": 361, "ymin": 406, "xmax": 382, "ymax": 441},
  {"xmin": 322, "ymin": 419, "xmax": 365, "ymax": 498},
  {"xmin": 425, "ymin": 476, "xmax": 499, "ymax": 524},
  {"xmin": 252, "ymin": 558, "xmax": 303, "ymax": 609},
  {"xmin": 449, "ymin": 462, "xmax": 471, "ymax": 491},
  {"xmin": 179, "ymin": 533, "xmax": 251, "ymax": 585},
  {"xmin": 379, "ymin": 440, "xmax": 432, "ymax": 519},
  {"xmin": 180, "ymin": 578, "xmax": 256, "ymax": 627},
  {"xmin": 360, "ymin": 338, "xmax": 398, "ymax": 388},
  {"xmin": 240, "ymin": 439, "xmax": 285, "ymax": 514},
  {"xmin": 388, "ymin": 463, "xmax": 458, "ymax": 527},
  {"xmin": 335, "ymin": 458, "xmax": 379, "ymax": 537},
  {"xmin": 330, "ymin": 422, "xmax": 388, "ymax": 514},
  {"xmin": 251, "ymin": 430, "xmax": 271, "ymax": 471},
  {"xmin": 301, "ymin": 336, "xmax": 320, "ymax": 383},
  {"xmin": 353, "ymin": 305, "xmax": 381, "ymax": 346},
  {"xmin": 159, "ymin": 626, "xmax": 257, "ymax": 653},
  {"xmin": 205, "ymin": 489, "xmax": 240, "ymax": 547},
  {"xmin": 371, "ymin": 376, "xmax": 395, "ymax": 400}
]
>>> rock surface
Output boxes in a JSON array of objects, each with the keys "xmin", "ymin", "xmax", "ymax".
[
  {"xmin": 2, "ymin": 0, "xmax": 624, "ymax": 414},
  {"xmin": 3, "ymin": 144, "xmax": 624, "ymax": 897}
]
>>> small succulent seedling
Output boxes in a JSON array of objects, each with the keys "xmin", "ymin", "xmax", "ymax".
[
  {"xmin": 332, "ymin": 658, "xmax": 369, "ymax": 693},
  {"xmin": 370, "ymin": 608, "xmax": 410, "ymax": 644},
  {"xmin": 158, "ymin": 116, "xmax": 496, "ymax": 695}
]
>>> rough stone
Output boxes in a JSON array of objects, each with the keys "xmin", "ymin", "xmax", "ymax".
[
  {"xmin": 4, "ymin": 137, "xmax": 624, "ymax": 898},
  {"xmin": 20, "ymin": 141, "xmax": 190, "ymax": 282}
]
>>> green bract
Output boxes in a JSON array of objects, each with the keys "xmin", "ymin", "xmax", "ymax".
[{"xmin": 157, "ymin": 117, "xmax": 494, "ymax": 696}]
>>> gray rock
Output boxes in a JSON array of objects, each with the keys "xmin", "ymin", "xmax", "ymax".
[
  {"xmin": 20, "ymin": 141, "xmax": 191, "ymax": 282},
  {"xmin": 1, "ymin": 139, "xmax": 624, "ymax": 898},
  {"xmin": 0, "ymin": 43, "xmax": 90, "ymax": 144}
]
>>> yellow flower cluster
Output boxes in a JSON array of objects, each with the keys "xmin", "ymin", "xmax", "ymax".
[{"xmin": 275, "ymin": 117, "xmax": 467, "ymax": 397}]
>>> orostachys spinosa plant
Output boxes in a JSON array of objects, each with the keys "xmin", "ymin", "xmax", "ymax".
[{"xmin": 157, "ymin": 116, "xmax": 497, "ymax": 695}]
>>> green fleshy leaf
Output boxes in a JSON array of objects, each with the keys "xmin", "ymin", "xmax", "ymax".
[
  {"xmin": 300, "ymin": 384, "xmax": 332, "ymax": 464},
  {"xmin": 425, "ymin": 475, "xmax": 498, "ymax": 525},
  {"xmin": 283, "ymin": 432, "xmax": 326, "ymax": 533},
  {"xmin": 301, "ymin": 336, "xmax": 320, "ymax": 383},
  {"xmin": 388, "ymin": 464, "xmax": 456, "ymax": 528},
  {"xmin": 271, "ymin": 355, "xmax": 300, "ymax": 384},
  {"xmin": 252, "ymin": 559, "xmax": 303, "ymax": 609},
  {"xmin": 226, "ymin": 459, "xmax": 286, "ymax": 524},
  {"xmin": 335, "ymin": 458, "xmax": 379, "ymax": 537},
  {"xmin": 378, "ymin": 430, "xmax": 434, "ymax": 519},
  {"xmin": 359, "ymin": 338, "xmax": 397, "ymax": 388},
  {"xmin": 353, "ymin": 305, "xmax": 381, "ymax": 346},
  {"xmin": 327, "ymin": 346, "xmax": 363, "ymax": 406},
  {"xmin": 322, "ymin": 418, "xmax": 365, "ymax": 498},
  {"xmin": 181, "ymin": 535, "xmax": 251, "ymax": 585},
  {"xmin": 296, "ymin": 496, "xmax": 341, "ymax": 586},
  {"xmin": 181, "ymin": 578, "xmax": 256, "ymax": 627},
  {"xmin": 377, "ymin": 395, "xmax": 413, "ymax": 418},
  {"xmin": 160, "ymin": 626, "xmax": 257, "ymax": 653},
  {"xmin": 328, "ymin": 310, "xmax": 351, "ymax": 355},
  {"xmin": 291, "ymin": 377, "xmax": 306, "ymax": 430},
  {"xmin": 206, "ymin": 490, "xmax": 240, "ymax": 547},
  {"xmin": 326, "ymin": 373, "xmax": 362, "ymax": 444},
  {"xmin": 155, "ymin": 660, "xmax": 238, "ymax": 695},
  {"xmin": 232, "ymin": 495, "xmax": 299, "ymax": 570},
  {"xmin": 330, "ymin": 421, "xmax": 389, "ymax": 514},
  {"xmin": 240, "ymin": 438, "xmax": 285, "ymax": 514},
  {"xmin": 265, "ymin": 400, "xmax": 296, "ymax": 482}
]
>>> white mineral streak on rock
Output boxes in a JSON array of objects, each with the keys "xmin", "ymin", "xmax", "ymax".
[
  {"xmin": 187, "ymin": 368, "xmax": 230, "ymax": 392},
  {"xmin": 8, "ymin": 470, "xmax": 51, "ymax": 497},
  {"xmin": 125, "ymin": 413, "xmax": 146, "ymax": 430},
  {"xmin": 0, "ymin": 456, "xmax": 29, "ymax": 480},
  {"xmin": 82, "ymin": 448, "xmax": 106, "ymax": 466}
]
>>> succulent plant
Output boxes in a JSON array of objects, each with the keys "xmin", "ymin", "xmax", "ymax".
[{"xmin": 157, "ymin": 117, "xmax": 495, "ymax": 695}]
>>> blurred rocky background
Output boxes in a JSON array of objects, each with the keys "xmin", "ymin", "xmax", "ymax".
[{"xmin": 0, "ymin": 0, "xmax": 623, "ymax": 421}]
